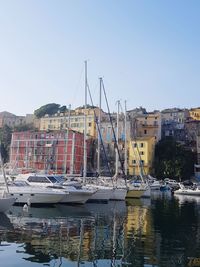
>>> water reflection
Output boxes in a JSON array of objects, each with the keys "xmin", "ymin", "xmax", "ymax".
[{"xmin": 1, "ymin": 194, "xmax": 200, "ymax": 266}]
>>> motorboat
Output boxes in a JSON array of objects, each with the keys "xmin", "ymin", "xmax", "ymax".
[
  {"xmin": 174, "ymin": 183, "xmax": 200, "ymax": 196},
  {"xmin": 16, "ymin": 174, "xmax": 95, "ymax": 204},
  {"xmin": 6, "ymin": 180, "xmax": 66, "ymax": 205}
]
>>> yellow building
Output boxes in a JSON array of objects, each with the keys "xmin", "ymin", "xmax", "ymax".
[
  {"xmin": 128, "ymin": 136, "xmax": 156, "ymax": 176},
  {"xmin": 39, "ymin": 107, "xmax": 102, "ymax": 137},
  {"xmin": 189, "ymin": 108, "xmax": 200, "ymax": 121}
]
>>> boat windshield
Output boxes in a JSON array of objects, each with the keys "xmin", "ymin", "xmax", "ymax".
[
  {"xmin": 53, "ymin": 175, "xmax": 65, "ymax": 183},
  {"xmin": 47, "ymin": 176, "xmax": 59, "ymax": 183}
]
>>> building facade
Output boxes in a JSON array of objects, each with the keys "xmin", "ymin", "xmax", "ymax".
[
  {"xmin": 0, "ymin": 111, "xmax": 26, "ymax": 128},
  {"xmin": 39, "ymin": 107, "xmax": 102, "ymax": 138},
  {"xmin": 133, "ymin": 111, "xmax": 162, "ymax": 142},
  {"xmin": 0, "ymin": 111, "xmax": 37, "ymax": 129},
  {"xmin": 161, "ymin": 108, "xmax": 189, "ymax": 142},
  {"xmin": 189, "ymin": 108, "xmax": 200, "ymax": 121},
  {"xmin": 128, "ymin": 136, "xmax": 156, "ymax": 176},
  {"xmin": 9, "ymin": 130, "xmax": 92, "ymax": 175}
]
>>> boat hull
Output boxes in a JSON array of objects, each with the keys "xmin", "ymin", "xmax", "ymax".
[
  {"xmin": 8, "ymin": 188, "xmax": 65, "ymax": 205},
  {"xmin": 87, "ymin": 187, "xmax": 112, "ymax": 202},
  {"xmin": 126, "ymin": 189, "xmax": 146, "ymax": 198},
  {"xmin": 110, "ymin": 188, "xmax": 127, "ymax": 200},
  {"xmin": 174, "ymin": 189, "xmax": 200, "ymax": 196},
  {"xmin": 142, "ymin": 187, "xmax": 151, "ymax": 198},
  {"xmin": 60, "ymin": 191, "xmax": 93, "ymax": 204}
]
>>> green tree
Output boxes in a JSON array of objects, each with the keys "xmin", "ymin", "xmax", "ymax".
[
  {"xmin": 34, "ymin": 103, "xmax": 60, "ymax": 118},
  {"xmin": 0, "ymin": 125, "xmax": 12, "ymax": 162},
  {"xmin": 59, "ymin": 105, "xmax": 68, "ymax": 113},
  {"xmin": 153, "ymin": 137, "xmax": 196, "ymax": 181}
]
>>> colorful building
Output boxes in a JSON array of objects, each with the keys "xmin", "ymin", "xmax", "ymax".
[
  {"xmin": 189, "ymin": 108, "xmax": 200, "ymax": 121},
  {"xmin": 128, "ymin": 136, "xmax": 156, "ymax": 176},
  {"xmin": 133, "ymin": 111, "xmax": 161, "ymax": 142},
  {"xmin": 9, "ymin": 130, "xmax": 92, "ymax": 175},
  {"xmin": 39, "ymin": 107, "xmax": 103, "ymax": 138}
]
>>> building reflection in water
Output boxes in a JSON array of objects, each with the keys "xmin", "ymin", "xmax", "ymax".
[{"xmin": 1, "ymin": 193, "xmax": 200, "ymax": 267}]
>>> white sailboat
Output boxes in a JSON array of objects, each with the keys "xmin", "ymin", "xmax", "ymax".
[{"xmin": 81, "ymin": 63, "xmax": 113, "ymax": 203}]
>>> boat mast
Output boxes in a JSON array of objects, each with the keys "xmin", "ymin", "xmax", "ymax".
[
  {"xmin": 83, "ymin": 61, "xmax": 87, "ymax": 183},
  {"xmin": 115, "ymin": 100, "xmax": 120, "ymax": 176},
  {"xmin": 124, "ymin": 100, "xmax": 128, "ymax": 176},
  {"xmin": 97, "ymin": 78, "xmax": 102, "ymax": 176}
]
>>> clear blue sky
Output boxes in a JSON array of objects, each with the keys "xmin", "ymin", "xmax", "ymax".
[{"xmin": 0, "ymin": 0, "xmax": 199, "ymax": 115}]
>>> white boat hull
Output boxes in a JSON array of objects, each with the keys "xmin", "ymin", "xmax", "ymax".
[
  {"xmin": 110, "ymin": 188, "xmax": 127, "ymax": 200},
  {"xmin": 60, "ymin": 190, "xmax": 94, "ymax": 204},
  {"xmin": 174, "ymin": 189, "xmax": 200, "ymax": 196},
  {"xmin": 8, "ymin": 187, "xmax": 65, "ymax": 205},
  {"xmin": 86, "ymin": 187, "xmax": 113, "ymax": 202},
  {"xmin": 142, "ymin": 187, "xmax": 151, "ymax": 198}
]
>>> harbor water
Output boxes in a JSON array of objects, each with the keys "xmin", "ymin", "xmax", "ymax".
[{"xmin": 1, "ymin": 192, "xmax": 200, "ymax": 267}]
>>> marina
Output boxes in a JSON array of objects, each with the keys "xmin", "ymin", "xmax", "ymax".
[
  {"xmin": 0, "ymin": 1, "xmax": 200, "ymax": 267},
  {"xmin": 1, "ymin": 192, "xmax": 200, "ymax": 266}
]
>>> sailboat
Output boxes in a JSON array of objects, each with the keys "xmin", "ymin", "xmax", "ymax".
[
  {"xmin": 81, "ymin": 62, "xmax": 113, "ymax": 203},
  {"xmin": 87, "ymin": 77, "xmax": 127, "ymax": 200},
  {"xmin": 126, "ymin": 118, "xmax": 150, "ymax": 198}
]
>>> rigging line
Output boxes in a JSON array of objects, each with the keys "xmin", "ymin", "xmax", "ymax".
[
  {"xmin": 101, "ymin": 80, "xmax": 127, "ymax": 182},
  {"xmin": 87, "ymin": 83, "xmax": 112, "ymax": 177}
]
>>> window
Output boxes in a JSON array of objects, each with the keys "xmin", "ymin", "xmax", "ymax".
[
  {"xmin": 47, "ymin": 176, "xmax": 58, "ymax": 183},
  {"xmin": 140, "ymin": 151, "xmax": 144, "ymax": 155},
  {"xmin": 28, "ymin": 176, "xmax": 50, "ymax": 183},
  {"xmin": 140, "ymin": 143, "xmax": 144, "ymax": 148},
  {"xmin": 132, "ymin": 160, "xmax": 136, "ymax": 164},
  {"xmin": 144, "ymin": 130, "xmax": 147, "ymax": 134},
  {"xmin": 134, "ymin": 143, "xmax": 137, "ymax": 147}
]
